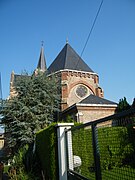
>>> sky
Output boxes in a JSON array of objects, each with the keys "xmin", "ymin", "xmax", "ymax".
[{"xmin": 0, "ymin": 0, "xmax": 135, "ymax": 105}]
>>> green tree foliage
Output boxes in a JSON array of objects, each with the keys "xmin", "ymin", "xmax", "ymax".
[
  {"xmin": 116, "ymin": 97, "xmax": 131, "ymax": 113},
  {"xmin": 115, "ymin": 97, "xmax": 133, "ymax": 126},
  {"xmin": 8, "ymin": 145, "xmax": 38, "ymax": 180},
  {"xmin": 131, "ymin": 98, "xmax": 135, "ymax": 126},
  {"xmin": 132, "ymin": 98, "xmax": 135, "ymax": 108},
  {"xmin": 1, "ymin": 72, "xmax": 60, "ymax": 153}
]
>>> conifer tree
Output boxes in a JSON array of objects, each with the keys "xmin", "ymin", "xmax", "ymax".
[
  {"xmin": 114, "ymin": 97, "xmax": 132, "ymax": 126},
  {"xmin": 132, "ymin": 98, "xmax": 135, "ymax": 108},
  {"xmin": 1, "ymin": 72, "xmax": 60, "ymax": 153},
  {"xmin": 116, "ymin": 97, "xmax": 131, "ymax": 113}
]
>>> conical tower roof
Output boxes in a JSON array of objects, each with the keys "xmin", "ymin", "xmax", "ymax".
[
  {"xmin": 37, "ymin": 46, "xmax": 47, "ymax": 72},
  {"xmin": 47, "ymin": 43, "xmax": 94, "ymax": 74}
]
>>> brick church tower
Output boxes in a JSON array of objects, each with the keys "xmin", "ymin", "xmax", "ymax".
[
  {"xmin": 48, "ymin": 42, "xmax": 104, "ymax": 111},
  {"xmin": 10, "ymin": 42, "xmax": 117, "ymax": 122}
]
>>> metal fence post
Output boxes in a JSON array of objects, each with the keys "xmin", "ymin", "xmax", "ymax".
[
  {"xmin": 56, "ymin": 123, "xmax": 74, "ymax": 180},
  {"xmin": 92, "ymin": 124, "xmax": 102, "ymax": 180}
]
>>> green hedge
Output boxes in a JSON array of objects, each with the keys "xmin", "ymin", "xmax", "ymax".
[
  {"xmin": 35, "ymin": 123, "xmax": 135, "ymax": 179},
  {"xmin": 36, "ymin": 123, "xmax": 58, "ymax": 180},
  {"xmin": 98, "ymin": 127, "xmax": 135, "ymax": 170},
  {"xmin": 72, "ymin": 128, "xmax": 95, "ymax": 179},
  {"xmin": 72, "ymin": 126, "xmax": 135, "ymax": 179}
]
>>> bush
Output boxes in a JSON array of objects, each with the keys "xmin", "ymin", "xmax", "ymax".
[
  {"xmin": 36, "ymin": 123, "xmax": 58, "ymax": 180},
  {"xmin": 35, "ymin": 123, "xmax": 135, "ymax": 179},
  {"xmin": 4, "ymin": 165, "xmax": 10, "ymax": 173},
  {"xmin": 72, "ymin": 128, "xmax": 95, "ymax": 179},
  {"xmin": 98, "ymin": 127, "xmax": 135, "ymax": 170},
  {"xmin": 7, "ymin": 145, "xmax": 36, "ymax": 180},
  {"xmin": 72, "ymin": 126, "xmax": 135, "ymax": 177}
]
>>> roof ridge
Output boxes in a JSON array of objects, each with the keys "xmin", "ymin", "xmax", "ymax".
[
  {"xmin": 64, "ymin": 43, "xmax": 68, "ymax": 68},
  {"xmin": 65, "ymin": 43, "xmax": 73, "ymax": 68}
]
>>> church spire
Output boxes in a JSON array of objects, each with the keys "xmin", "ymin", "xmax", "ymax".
[{"xmin": 37, "ymin": 42, "xmax": 47, "ymax": 72}]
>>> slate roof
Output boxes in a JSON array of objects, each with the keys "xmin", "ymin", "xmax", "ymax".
[
  {"xmin": 37, "ymin": 47, "xmax": 47, "ymax": 72},
  {"xmin": 79, "ymin": 94, "xmax": 117, "ymax": 105},
  {"xmin": 47, "ymin": 43, "xmax": 94, "ymax": 74}
]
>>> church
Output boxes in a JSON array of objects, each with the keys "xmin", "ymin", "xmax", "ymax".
[{"xmin": 10, "ymin": 42, "xmax": 117, "ymax": 123}]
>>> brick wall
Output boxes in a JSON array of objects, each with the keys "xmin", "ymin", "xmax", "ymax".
[{"xmin": 61, "ymin": 70, "xmax": 104, "ymax": 111}]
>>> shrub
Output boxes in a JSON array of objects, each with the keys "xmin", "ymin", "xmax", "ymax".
[
  {"xmin": 7, "ymin": 145, "xmax": 36, "ymax": 180},
  {"xmin": 35, "ymin": 123, "xmax": 135, "ymax": 179},
  {"xmin": 98, "ymin": 127, "xmax": 135, "ymax": 170},
  {"xmin": 72, "ymin": 128, "xmax": 95, "ymax": 179},
  {"xmin": 36, "ymin": 123, "xmax": 58, "ymax": 180},
  {"xmin": 72, "ymin": 126, "xmax": 135, "ymax": 178}
]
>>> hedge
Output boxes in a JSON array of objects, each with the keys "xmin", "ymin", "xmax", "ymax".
[
  {"xmin": 35, "ymin": 123, "xmax": 135, "ymax": 180},
  {"xmin": 72, "ymin": 128, "xmax": 95, "ymax": 179},
  {"xmin": 98, "ymin": 126, "xmax": 135, "ymax": 170},
  {"xmin": 36, "ymin": 123, "xmax": 58, "ymax": 180},
  {"xmin": 72, "ymin": 126, "xmax": 135, "ymax": 179}
]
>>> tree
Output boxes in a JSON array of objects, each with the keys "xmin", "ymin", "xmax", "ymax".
[
  {"xmin": 116, "ymin": 97, "xmax": 131, "ymax": 113},
  {"xmin": 114, "ymin": 97, "xmax": 133, "ymax": 127},
  {"xmin": 131, "ymin": 98, "xmax": 135, "ymax": 108},
  {"xmin": 1, "ymin": 72, "xmax": 60, "ymax": 153}
]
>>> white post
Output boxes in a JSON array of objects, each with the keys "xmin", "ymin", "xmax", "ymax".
[
  {"xmin": 56, "ymin": 123, "xmax": 74, "ymax": 180},
  {"xmin": 66, "ymin": 130, "xmax": 74, "ymax": 170}
]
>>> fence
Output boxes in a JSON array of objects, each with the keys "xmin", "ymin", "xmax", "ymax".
[{"xmin": 63, "ymin": 108, "xmax": 135, "ymax": 180}]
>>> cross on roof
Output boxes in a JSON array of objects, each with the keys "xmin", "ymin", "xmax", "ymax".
[{"xmin": 41, "ymin": 40, "xmax": 44, "ymax": 47}]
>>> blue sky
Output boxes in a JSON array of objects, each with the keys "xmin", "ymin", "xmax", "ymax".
[{"xmin": 0, "ymin": 0, "xmax": 135, "ymax": 105}]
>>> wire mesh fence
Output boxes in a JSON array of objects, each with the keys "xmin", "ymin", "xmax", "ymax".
[
  {"xmin": 66, "ymin": 108, "xmax": 135, "ymax": 180},
  {"xmin": 72, "ymin": 125, "xmax": 95, "ymax": 180}
]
